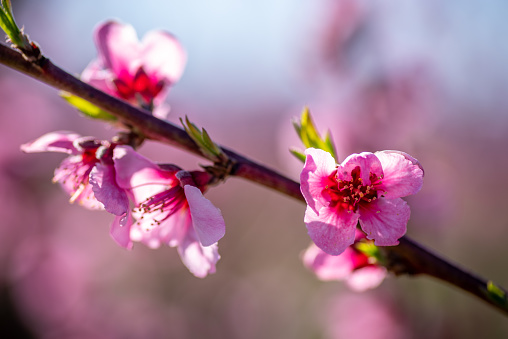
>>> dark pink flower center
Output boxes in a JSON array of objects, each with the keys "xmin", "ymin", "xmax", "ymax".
[
  {"xmin": 324, "ymin": 166, "xmax": 382, "ymax": 213},
  {"xmin": 135, "ymin": 185, "xmax": 188, "ymax": 229},
  {"xmin": 113, "ymin": 67, "xmax": 165, "ymax": 104}
]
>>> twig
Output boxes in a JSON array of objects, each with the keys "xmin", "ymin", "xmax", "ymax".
[{"xmin": 1, "ymin": 43, "xmax": 507, "ymax": 315}]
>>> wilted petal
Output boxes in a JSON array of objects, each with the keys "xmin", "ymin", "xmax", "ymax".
[
  {"xmin": 141, "ymin": 30, "xmax": 186, "ymax": 84},
  {"xmin": 359, "ymin": 198, "xmax": 410, "ymax": 246},
  {"xmin": 94, "ymin": 21, "xmax": 140, "ymax": 75},
  {"xmin": 184, "ymin": 185, "xmax": 225, "ymax": 247},
  {"xmin": 90, "ymin": 163, "xmax": 129, "ymax": 216},
  {"xmin": 301, "ymin": 148, "xmax": 338, "ymax": 213},
  {"xmin": 375, "ymin": 151, "xmax": 424, "ymax": 199},
  {"xmin": 305, "ymin": 205, "xmax": 358, "ymax": 255},
  {"xmin": 177, "ymin": 228, "xmax": 220, "ymax": 278},
  {"xmin": 110, "ymin": 213, "xmax": 133, "ymax": 249},
  {"xmin": 21, "ymin": 131, "xmax": 80, "ymax": 155}
]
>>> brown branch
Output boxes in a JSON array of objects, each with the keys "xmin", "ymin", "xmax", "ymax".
[{"xmin": 1, "ymin": 43, "xmax": 507, "ymax": 315}]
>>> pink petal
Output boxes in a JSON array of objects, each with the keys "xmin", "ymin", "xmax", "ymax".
[
  {"xmin": 131, "ymin": 207, "xmax": 190, "ymax": 249},
  {"xmin": 374, "ymin": 151, "xmax": 424, "ymax": 199},
  {"xmin": 302, "ymin": 243, "xmax": 354, "ymax": 281},
  {"xmin": 110, "ymin": 213, "xmax": 133, "ymax": 249},
  {"xmin": 53, "ymin": 156, "xmax": 103, "ymax": 210},
  {"xmin": 177, "ymin": 228, "xmax": 220, "ymax": 278},
  {"xmin": 113, "ymin": 146, "xmax": 178, "ymax": 204},
  {"xmin": 89, "ymin": 163, "xmax": 129, "ymax": 216},
  {"xmin": 300, "ymin": 148, "xmax": 338, "ymax": 213},
  {"xmin": 346, "ymin": 266, "xmax": 387, "ymax": 291},
  {"xmin": 304, "ymin": 205, "xmax": 358, "ymax": 255},
  {"xmin": 94, "ymin": 21, "xmax": 140, "ymax": 75},
  {"xmin": 141, "ymin": 30, "xmax": 186, "ymax": 84},
  {"xmin": 359, "ymin": 198, "xmax": 410, "ymax": 246},
  {"xmin": 21, "ymin": 131, "xmax": 81, "ymax": 155},
  {"xmin": 184, "ymin": 185, "xmax": 225, "ymax": 247},
  {"xmin": 80, "ymin": 59, "xmax": 116, "ymax": 95},
  {"xmin": 338, "ymin": 152, "xmax": 383, "ymax": 184}
]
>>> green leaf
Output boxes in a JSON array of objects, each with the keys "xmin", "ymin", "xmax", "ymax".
[
  {"xmin": 180, "ymin": 116, "xmax": 225, "ymax": 162},
  {"xmin": 487, "ymin": 281, "xmax": 508, "ymax": 307},
  {"xmin": 291, "ymin": 107, "xmax": 339, "ymax": 162},
  {"xmin": 61, "ymin": 92, "xmax": 117, "ymax": 121},
  {"xmin": 355, "ymin": 241, "xmax": 385, "ymax": 265},
  {"xmin": 289, "ymin": 148, "xmax": 306, "ymax": 163},
  {"xmin": 0, "ymin": 0, "xmax": 27, "ymax": 48}
]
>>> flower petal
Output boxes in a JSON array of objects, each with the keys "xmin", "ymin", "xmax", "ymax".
[
  {"xmin": 184, "ymin": 185, "xmax": 225, "ymax": 247},
  {"xmin": 359, "ymin": 198, "xmax": 410, "ymax": 246},
  {"xmin": 177, "ymin": 228, "xmax": 220, "ymax": 278},
  {"xmin": 346, "ymin": 266, "xmax": 387, "ymax": 291},
  {"xmin": 94, "ymin": 21, "xmax": 140, "ymax": 75},
  {"xmin": 110, "ymin": 213, "xmax": 133, "ymax": 249},
  {"xmin": 89, "ymin": 163, "xmax": 129, "ymax": 216},
  {"xmin": 131, "ymin": 207, "xmax": 190, "ymax": 249},
  {"xmin": 375, "ymin": 151, "xmax": 424, "ymax": 199},
  {"xmin": 113, "ymin": 146, "xmax": 179, "ymax": 204},
  {"xmin": 300, "ymin": 148, "xmax": 338, "ymax": 213},
  {"xmin": 302, "ymin": 243, "xmax": 354, "ymax": 281},
  {"xmin": 80, "ymin": 59, "xmax": 116, "ymax": 95},
  {"xmin": 141, "ymin": 30, "xmax": 186, "ymax": 84},
  {"xmin": 304, "ymin": 205, "xmax": 358, "ymax": 256},
  {"xmin": 21, "ymin": 131, "xmax": 81, "ymax": 155},
  {"xmin": 338, "ymin": 152, "xmax": 383, "ymax": 184}
]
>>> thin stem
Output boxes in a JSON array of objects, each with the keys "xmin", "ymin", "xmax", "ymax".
[{"xmin": 1, "ymin": 43, "xmax": 507, "ymax": 315}]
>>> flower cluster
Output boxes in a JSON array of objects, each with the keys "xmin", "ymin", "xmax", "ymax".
[
  {"xmin": 22, "ymin": 133, "xmax": 225, "ymax": 278},
  {"xmin": 20, "ymin": 21, "xmax": 225, "ymax": 278},
  {"xmin": 20, "ymin": 19, "xmax": 425, "ymax": 287}
]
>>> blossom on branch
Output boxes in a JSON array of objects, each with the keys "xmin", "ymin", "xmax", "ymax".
[
  {"xmin": 103, "ymin": 146, "xmax": 225, "ymax": 278},
  {"xmin": 300, "ymin": 148, "xmax": 423, "ymax": 255},
  {"xmin": 82, "ymin": 20, "xmax": 186, "ymax": 109},
  {"xmin": 303, "ymin": 230, "xmax": 386, "ymax": 291},
  {"xmin": 20, "ymin": 131, "xmax": 126, "ymax": 211}
]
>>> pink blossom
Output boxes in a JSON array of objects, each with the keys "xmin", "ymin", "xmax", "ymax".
[
  {"xmin": 82, "ymin": 20, "xmax": 186, "ymax": 108},
  {"xmin": 107, "ymin": 146, "xmax": 225, "ymax": 278},
  {"xmin": 303, "ymin": 231, "xmax": 387, "ymax": 291},
  {"xmin": 300, "ymin": 148, "xmax": 423, "ymax": 255},
  {"xmin": 21, "ymin": 132, "xmax": 127, "ymax": 213}
]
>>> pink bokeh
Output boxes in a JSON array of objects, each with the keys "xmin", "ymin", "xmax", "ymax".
[{"xmin": 1, "ymin": 0, "xmax": 508, "ymax": 338}]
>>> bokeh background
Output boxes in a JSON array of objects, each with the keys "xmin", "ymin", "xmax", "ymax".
[{"xmin": 1, "ymin": 0, "xmax": 508, "ymax": 338}]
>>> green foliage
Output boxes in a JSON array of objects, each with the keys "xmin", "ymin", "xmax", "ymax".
[
  {"xmin": 355, "ymin": 240, "xmax": 385, "ymax": 265},
  {"xmin": 61, "ymin": 92, "xmax": 117, "ymax": 122},
  {"xmin": 181, "ymin": 116, "xmax": 225, "ymax": 162},
  {"xmin": 0, "ymin": 0, "xmax": 30, "ymax": 49},
  {"xmin": 291, "ymin": 107, "xmax": 338, "ymax": 163},
  {"xmin": 487, "ymin": 281, "xmax": 508, "ymax": 307}
]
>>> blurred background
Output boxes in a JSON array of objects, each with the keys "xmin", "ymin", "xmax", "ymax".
[{"xmin": 1, "ymin": 0, "xmax": 508, "ymax": 337}]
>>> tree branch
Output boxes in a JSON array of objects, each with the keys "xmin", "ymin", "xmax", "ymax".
[{"xmin": 1, "ymin": 43, "xmax": 507, "ymax": 315}]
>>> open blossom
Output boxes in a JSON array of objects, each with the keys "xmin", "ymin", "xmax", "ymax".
[
  {"xmin": 303, "ymin": 230, "xmax": 387, "ymax": 291},
  {"xmin": 82, "ymin": 20, "xmax": 186, "ymax": 108},
  {"xmin": 300, "ymin": 148, "xmax": 423, "ymax": 255},
  {"xmin": 98, "ymin": 146, "xmax": 225, "ymax": 278},
  {"xmin": 20, "ymin": 131, "xmax": 126, "ymax": 212}
]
